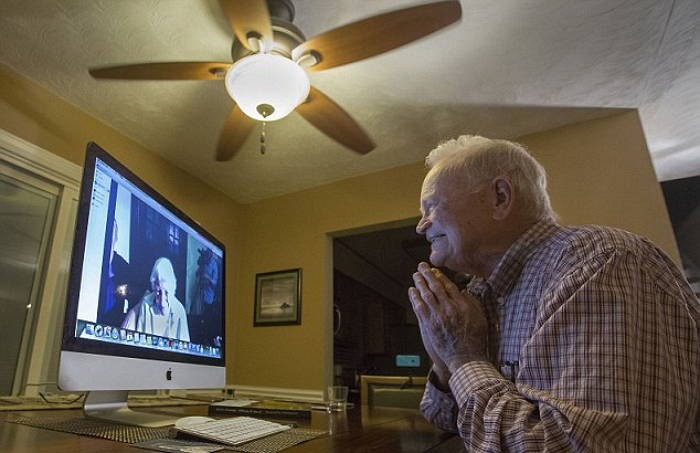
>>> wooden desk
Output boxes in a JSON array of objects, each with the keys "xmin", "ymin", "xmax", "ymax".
[{"xmin": 0, "ymin": 404, "xmax": 462, "ymax": 452}]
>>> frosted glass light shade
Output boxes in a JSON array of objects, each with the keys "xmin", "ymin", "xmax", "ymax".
[{"xmin": 224, "ymin": 54, "xmax": 310, "ymax": 121}]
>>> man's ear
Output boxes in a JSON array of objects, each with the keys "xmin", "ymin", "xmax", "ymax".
[{"xmin": 491, "ymin": 176, "xmax": 514, "ymax": 220}]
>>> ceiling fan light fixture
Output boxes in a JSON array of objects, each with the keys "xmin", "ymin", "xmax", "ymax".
[{"xmin": 224, "ymin": 53, "xmax": 310, "ymax": 121}]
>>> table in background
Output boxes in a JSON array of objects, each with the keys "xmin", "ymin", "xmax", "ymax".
[{"xmin": 0, "ymin": 403, "xmax": 463, "ymax": 452}]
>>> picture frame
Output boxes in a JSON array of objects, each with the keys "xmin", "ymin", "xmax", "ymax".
[{"xmin": 254, "ymin": 268, "xmax": 302, "ymax": 326}]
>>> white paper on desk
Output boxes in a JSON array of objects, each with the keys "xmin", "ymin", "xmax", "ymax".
[{"xmin": 210, "ymin": 399, "xmax": 258, "ymax": 407}]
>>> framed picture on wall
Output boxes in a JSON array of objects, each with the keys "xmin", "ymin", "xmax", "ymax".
[{"xmin": 254, "ymin": 268, "xmax": 302, "ymax": 326}]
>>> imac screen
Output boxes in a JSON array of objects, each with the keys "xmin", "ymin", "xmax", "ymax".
[{"xmin": 61, "ymin": 142, "xmax": 225, "ymax": 367}]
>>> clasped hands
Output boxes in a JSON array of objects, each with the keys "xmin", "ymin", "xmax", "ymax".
[{"xmin": 409, "ymin": 262, "xmax": 488, "ymax": 386}]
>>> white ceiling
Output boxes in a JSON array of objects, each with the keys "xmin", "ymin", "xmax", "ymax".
[{"xmin": 1, "ymin": 0, "xmax": 698, "ymax": 204}]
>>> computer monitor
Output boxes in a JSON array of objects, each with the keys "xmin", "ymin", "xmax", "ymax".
[{"xmin": 58, "ymin": 142, "xmax": 226, "ymax": 426}]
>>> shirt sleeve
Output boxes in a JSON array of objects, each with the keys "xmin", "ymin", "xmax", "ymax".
[
  {"xmin": 420, "ymin": 369, "xmax": 459, "ymax": 432},
  {"xmin": 440, "ymin": 249, "xmax": 700, "ymax": 452}
]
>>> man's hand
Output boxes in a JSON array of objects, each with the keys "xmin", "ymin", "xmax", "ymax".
[
  {"xmin": 408, "ymin": 262, "xmax": 488, "ymax": 374},
  {"xmin": 409, "ymin": 291, "xmax": 451, "ymax": 387}
]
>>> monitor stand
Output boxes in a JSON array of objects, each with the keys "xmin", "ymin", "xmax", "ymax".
[{"xmin": 83, "ymin": 390, "xmax": 178, "ymax": 427}]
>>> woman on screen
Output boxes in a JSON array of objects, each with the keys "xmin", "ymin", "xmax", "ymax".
[{"xmin": 121, "ymin": 257, "xmax": 190, "ymax": 341}]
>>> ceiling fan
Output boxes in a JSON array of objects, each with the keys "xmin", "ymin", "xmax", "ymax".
[{"xmin": 89, "ymin": 0, "xmax": 462, "ymax": 161}]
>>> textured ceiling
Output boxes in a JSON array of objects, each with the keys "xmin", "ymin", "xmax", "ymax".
[{"xmin": 1, "ymin": 0, "xmax": 699, "ymax": 203}]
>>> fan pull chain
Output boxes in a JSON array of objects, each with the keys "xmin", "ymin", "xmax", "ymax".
[
  {"xmin": 260, "ymin": 121, "xmax": 266, "ymax": 155},
  {"xmin": 256, "ymin": 103, "xmax": 274, "ymax": 155}
]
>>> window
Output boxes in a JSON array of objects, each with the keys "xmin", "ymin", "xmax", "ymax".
[{"xmin": 0, "ymin": 130, "xmax": 80, "ymax": 396}]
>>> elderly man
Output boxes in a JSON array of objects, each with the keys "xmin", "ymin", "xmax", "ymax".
[{"xmin": 409, "ymin": 135, "xmax": 699, "ymax": 451}]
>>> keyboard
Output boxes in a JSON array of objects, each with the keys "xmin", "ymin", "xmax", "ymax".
[{"xmin": 174, "ymin": 416, "xmax": 293, "ymax": 446}]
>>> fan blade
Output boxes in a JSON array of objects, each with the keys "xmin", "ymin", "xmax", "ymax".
[
  {"xmin": 218, "ymin": 0, "xmax": 273, "ymax": 52},
  {"xmin": 216, "ymin": 104, "xmax": 257, "ymax": 161},
  {"xmin": 89, "ymin": 62, "xmax": 232, "ymax": 80},
  {"xmin": 293, "ymin": 1, "xmax": 461, "ymax": 71},
  {"xmin": 296, "ymin": 86, "xmax": 375, "ymax": 154}
]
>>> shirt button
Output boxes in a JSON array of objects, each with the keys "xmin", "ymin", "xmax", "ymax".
[{"xmin": 496, "ymin": 297, "xmax": 505, "ymax": 305}]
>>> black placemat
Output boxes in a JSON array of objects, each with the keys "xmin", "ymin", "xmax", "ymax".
[
  {"xmin": 6, "ymin": 413, "xmax": 170, "ymax": 443},
  {"xmin": 6, "ymin": 413, "xmax": 326, "ymax": 452}
]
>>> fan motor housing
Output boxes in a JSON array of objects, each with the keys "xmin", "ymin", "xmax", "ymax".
[{"xmin": 231, "ymin": 0, "xmax": 306, "ymax": 62}]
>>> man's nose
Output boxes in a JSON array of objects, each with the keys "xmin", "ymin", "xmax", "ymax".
[{"xmin": 416, "ymin": 216, "xmax": 430, "ymax": 235}]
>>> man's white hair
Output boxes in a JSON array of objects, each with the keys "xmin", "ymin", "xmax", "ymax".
[{"xmin": 426, "ymin": 135, "xmax": 557, "ymax": 221}]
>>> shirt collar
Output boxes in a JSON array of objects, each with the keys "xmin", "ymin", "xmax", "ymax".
[{"xmin": 468, "ymin": 218, "xmax": 559, "ymax": 299}]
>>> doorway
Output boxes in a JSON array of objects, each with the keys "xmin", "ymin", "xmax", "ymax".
[{"xmin": 332, "ymin": 222, "xmax": 431, "ymax": 404}]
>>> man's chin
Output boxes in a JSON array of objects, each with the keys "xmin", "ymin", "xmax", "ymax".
[{"xmin": 428, "ymin": 252, "xmax": 445, "ymax": 268}]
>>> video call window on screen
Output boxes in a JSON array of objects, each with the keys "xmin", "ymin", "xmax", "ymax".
[{"xmin": 73, "ymin": 156, "xmax": 224, "ymax": 360}]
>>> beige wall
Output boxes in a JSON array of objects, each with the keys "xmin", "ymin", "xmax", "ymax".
[
  {"xmin": 234, "ymin": 164, "xmax": 427, "ymax": 389},
  {"xmin": 0, "ymin": 65, "xmax": 240, "ymax": 228},
  {"xmin": 521, "ymin": 111, "xmax": 679, "ymax": 259},
  {"xmin": 1, "ymin": 65, "xmax": 679, "ymax": 394}
]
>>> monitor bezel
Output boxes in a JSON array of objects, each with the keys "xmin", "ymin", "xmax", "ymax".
[{"xmin": 61, "ymin": 142, "xmax": 225, "ymax": 368}]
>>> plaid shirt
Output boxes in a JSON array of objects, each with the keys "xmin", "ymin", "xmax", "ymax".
[{"xmin": 420, "ymin": 219, "xmax": 700, "ymax": 452}]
